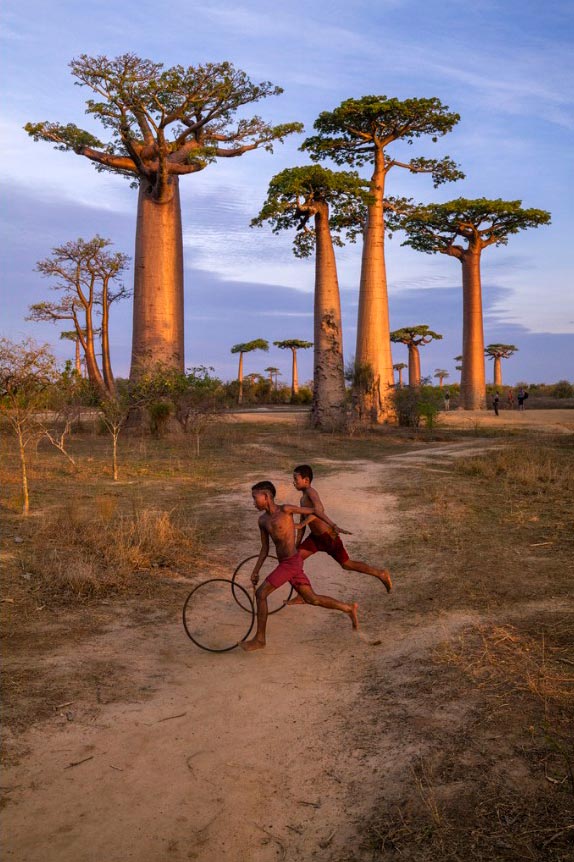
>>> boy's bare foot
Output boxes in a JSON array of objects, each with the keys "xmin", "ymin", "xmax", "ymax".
[
  {"xmin": 241, "ymin": 638, "xmax": 266, "ymax": 652},
  {"xmin": 378, "ymin": 569, "xmax": 392, "ymax": 593},
  {"xmin": 284, "ymin": 595, "xmax": 305, "ymax": 606},
  {"xmin": 349, "ymin": 602, "xmax": 359, "ymax": 630}
]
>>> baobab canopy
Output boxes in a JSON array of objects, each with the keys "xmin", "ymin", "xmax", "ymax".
[{"xmin": 25, "ymin": 54, "xmax": 303, "ymax": 192}]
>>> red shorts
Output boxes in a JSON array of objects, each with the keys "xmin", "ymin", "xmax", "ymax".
[
  {"xmin": 299, "ymin": 532, "xmax": 350, "ymax": 566},
  {"xmin": 265, "ymin": 554, "xmax": 311, "ymax": 589}
]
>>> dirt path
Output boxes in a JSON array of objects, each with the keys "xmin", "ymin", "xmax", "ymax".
[{"xmin": 2, "ymin": 442, "xmax": 498, "ymax": 861}]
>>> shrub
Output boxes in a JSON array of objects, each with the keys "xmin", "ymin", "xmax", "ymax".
[{"xmin": 147, "ymin": 400, "xmax": 172, "ymax": 437}]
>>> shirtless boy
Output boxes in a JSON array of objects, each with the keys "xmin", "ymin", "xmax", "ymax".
[
  {"xmin": 241, "ymin": 481, "xmax": 358, "ymax": 652},
  {"xmin": 292, "ymin": 464, "xmax": 392, "ymax": 593}
]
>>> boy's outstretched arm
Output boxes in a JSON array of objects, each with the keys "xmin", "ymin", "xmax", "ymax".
[
  {"xmin": 283, "ymin": 503, "xmax": 352, "ymax": 535},
  {"xmin": 251, "ymin": 525, "xmax": 270, "ymax": 586}
]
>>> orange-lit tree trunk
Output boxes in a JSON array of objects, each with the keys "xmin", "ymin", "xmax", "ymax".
[
  {"xmin": 130, "ymin": 178, "xmax": 184, "ymax": 378},
  {"xmin": 237, "ymin": 352, "xmax": 244, "ymax": 404},
  {"xmin": 493, "ymin": 356, "xmax": 502, "ymax": 386},
  {"xmin": 291, "ymin": 348, "xmax": 299, "ymax": 396},
  {"xmin": 460, "ymin": 251, "xmax": 486, "ymax": 409},
  {"xmin": 356, "ymin": 149, "xmax": 394, "ymax": 421},
  {"xmin": 408, "ymin": 345, "xmax": 421, "ymax": 387},
  {"xmin": 312, "ymin": 204, "xmax": 346, "ymax": 429},
  {"xmin": 100, "ymin": 277, "xmax": 115, "ymax": 394},
  {"xmin": 75, "ymin": 338, "xmax": 81, "ymax": 375}
]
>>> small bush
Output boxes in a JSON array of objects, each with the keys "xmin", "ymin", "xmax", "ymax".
[{"xmin": 147, "ymin": 400, "xmax": 172, "ymax": 436}]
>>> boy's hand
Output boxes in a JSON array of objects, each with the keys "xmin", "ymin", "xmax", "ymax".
[
  {"xmin": 251, "ymin": 571, "xmax": 260, "ymax": 586},
  {"xmin": 333, "ymin": 524, "xmax": 353, "ymax": 536}
]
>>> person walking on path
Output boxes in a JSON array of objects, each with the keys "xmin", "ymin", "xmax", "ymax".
[
  {"xmin": 507, "ymin": 389, "xmax": 515, "ymax": 409},
  {"xmin": 444, "ymin": 390, "xmax": 450, "ymax": 411},
  {"xmin": 493, "ymin": 391, "xmax": 500, "ymax": 416},
  {"xmin": 517, "ymin": 387, "xmax": 527, "ymax": 411}
]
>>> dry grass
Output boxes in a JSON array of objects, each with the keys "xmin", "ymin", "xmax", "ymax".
[{"xmin": 23, "ymin": 504, "xmax": 196, "ymax": 601}]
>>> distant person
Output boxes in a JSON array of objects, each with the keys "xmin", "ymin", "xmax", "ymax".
[
  {"xmin": 493, "ymin": 391, "xmax": 500, "ymax": 416},
  {"xmin": 507, "ymin": 389, "xmax": 515, "ymax": 410},
  {"xmin": 517, "ymin": 387, "xmax": 526, "ymax": 411},
  {"xmin": 444, "ymin": 390, "xmax": 450, "ymax": 411},
  {"xmin": 241, "ymin": 481, "xmax": 358, "ymax": 651}
]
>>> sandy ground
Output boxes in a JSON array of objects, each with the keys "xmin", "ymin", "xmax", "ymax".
[
  {"xmin": 0, "ymin": 440, "xmax": 553, "ymax": 861},
  {"xmin": 225, "ymin": 407, "xmax": 574, "ymax": 433}
]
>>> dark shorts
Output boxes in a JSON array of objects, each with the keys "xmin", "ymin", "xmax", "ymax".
[
  {"xmin": 265, "ymin": 554, "xmax": 311, "ymax": 589},
  {"xmin": 299, "ymin": 532, "xmax": 350, "ymax": 566}
]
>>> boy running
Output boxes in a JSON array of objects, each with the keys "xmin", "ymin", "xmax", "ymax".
[
  {"xmin": 292, "ymin": 464, "xmax": 392, "ymax": 593},
  {"xmin": 241, "ymin": 481, "xmax": 358, "ymax": 652}
]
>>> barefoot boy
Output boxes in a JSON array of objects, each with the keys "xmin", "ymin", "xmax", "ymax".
[
  {"xmin": 241, "ymin": 481, "xmax": 358, "ymax": 652},
  {"xmin": 292, "ymin": 464, "xmax": 392, "ymax": 592}
]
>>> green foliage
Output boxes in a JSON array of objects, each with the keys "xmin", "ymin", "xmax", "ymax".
[
  {"xmin": 302, "ymin": 96, "xmax": 463, "ymax": 186},
  {"xmin": 291, "ymin": 386, "xmax": 313, "ymax": 404},
  {"xmin": 0, "ymin": 337, "xmax": 58, "ymax": 411},
  {"xmin": 251, "ymin": 165, "xmax": 371, "ymax": 258},
  {"xmin": 147, "ymin": 401, "xmax": 172, "ymax": 437},
  {"xmin": 393, "ymin": 385, "xmax": 443, "ymax": 429},
  {"xmin": 396, "ymin": 198, "xmax": 551, "ymax": 255},
  {"xmin": 230, "ymin": 339, "xmax": 269, "ymax": 355},
  {"xmin": 25, "ymin": 54, "xmax": 302, "ymax": 194},
  {"xmin": 552, "ymin": 380, "xmax": 574, "ymax": 399},
  {"xmin": 273, "ymin": 339, "xmax": 313, "ymax": 351},
  {"xmin": 390, "ymin": 325, "xmax": 442, "ymax": 346},
  {"xmin": 485, "ymin": 343, "xmax": 518, "ymax": 360}
]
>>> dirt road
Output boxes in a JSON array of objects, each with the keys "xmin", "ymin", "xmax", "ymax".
[{"xmin": 0, "ymin": 443, "xmax": 509, "ymax": 861}]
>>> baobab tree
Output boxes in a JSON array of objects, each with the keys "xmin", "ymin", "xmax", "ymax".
[
  {"xmin": 302, "ymin": 96, "xmax": 463, "ymax": 420},
  {"xmin": 230, "ymin": 339, "xmax": 269, "ymax": 404},
  {"xmin": 26, "ymin": 54, "xmax": 302, "ymax": 378},
  {"xmin": 434, "ymin": 369, "xmax": 449, "ymax": 387},
  {"xmin": 393, "ymin": 362, "xmax": 407, "ymax": 387},
  {"xmin": 28, "ymin": 237, "xmax": 129, "ymax": 395},
  {"xmin": 60, "ymin": 330, "xmax": 83, "ymax": 375},
  {"xmin": 252, "ymin": 165, "xmax": 370, "ymax": 428},
  {"xmin": 273, "ymin": 339, "xmax": 313, "ymax": 399},
  {"xmin": 390, "ymin": 326, "xmax": 442, "ymax": 387},
  {"xmin": 396, "ymin": 199, "xmax": 550, "ymax": 409},
  {"xmin": 265, "ymin": 367, "xmax": 280, "ymax": 389},
  {"xmin": 485, "ymin": 344, "xmax": 518, "ymax": 385}
]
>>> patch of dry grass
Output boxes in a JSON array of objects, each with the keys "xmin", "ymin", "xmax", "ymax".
[{"xmin": 23, "ymin": 504, "xmax": 196, "ymax": 601}]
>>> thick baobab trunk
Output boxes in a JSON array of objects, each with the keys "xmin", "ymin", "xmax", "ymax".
[
  {"xmin": 355, "ymin": 150, "xmax": 394, "ymax": 422},
  {"xmin": 130, "ymin": 178, "xmax": 185, "ymax": 379},
  {"xmin": 311, "ymin": 206, "xmax": 346, "ymax": 429},
  {"xmin": 291, "ymin": 349, "xmax": 299, "ymax": 398},
  {"xmin": 237, "ymin": 353, "xmax": 244, "ymax": 404},
  {"xmin": 460, "ymin": 252, "xmax": 486, "ymax": 409},
  {"xmin": 493, "ymin": 356, "xmax": 502, "ymax": 386},
  {"xmin": 408, "ymin": 345, "xmax": 421, "ymax": 387}
]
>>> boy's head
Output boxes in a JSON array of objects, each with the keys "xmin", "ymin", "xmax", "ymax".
[
  {"xmin": 251, "ymin": 480, "xmax": 276, "ymax": 510},
  {"xmin": 293, "ymin": 464, "xmax": 313, "ymax": 490}
]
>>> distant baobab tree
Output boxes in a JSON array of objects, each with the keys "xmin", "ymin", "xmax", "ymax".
[
  {"xmin": 390, "ymin": 326, "xmax": 442, "ymax": 387},
  {"xmin": 454, "ymin": 355, "xmax": 463, "ymax": 373},
  {"xmin": 485, "ymin": 344, "xmax": 518, "ymax": 386},
  {"xmin": 393, "ymin": 362, "xmax": 407, "ymax": 387},
  {"xmin": 273, "ymin": 339, "xmax": 313, "ymax": 399},
  {"xmin": 434, "ymin": 369, "xmax": 449, "ymax": 387},
  {"xmin": 265, "ymin": 366, "xmax": 280, "ymax": 389},
  {"xmin": 230, "ymin": 339, "xmax": 269, "ymax": 404},
  {"xmin": 26, "ymin": 54, "xmax": 302, "ymax": 379},
  {"xmin": 302, "ymin": 96, "xmax": 463, "ymax": 421},
  {"xmin": 396, "ymin": 199, "xmax": 550, "ymax": 409},
  {"xmin": 28, "ymin": 237, "xmax": 130, "ymax": 395},
  {"xmin": 253, "ymin": 165, "xmax": 370, "ymax": 428},
  {"xmin": 60, "ymin": 330, "xmax": 83, "ymax": 375}
]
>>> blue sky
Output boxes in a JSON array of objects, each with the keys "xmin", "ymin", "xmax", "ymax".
[{"xmin": 1, "ymin": 0, "xmax": 573, "ymax": 385}]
